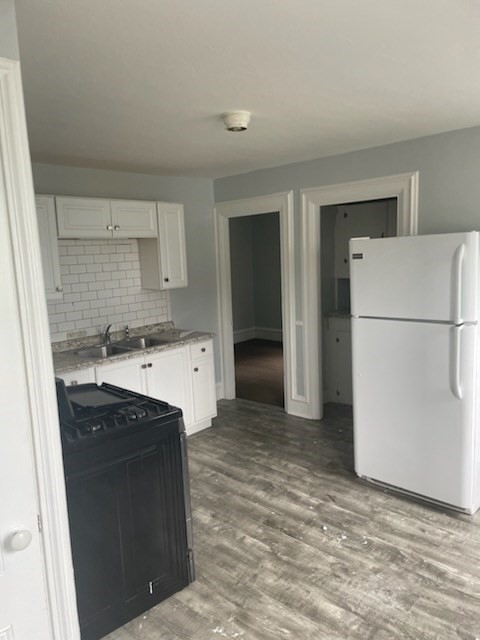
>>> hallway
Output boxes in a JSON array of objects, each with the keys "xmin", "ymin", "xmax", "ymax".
[{"xmin": 234, "ymin": 339, "xmax": 283, "ymax": 407}]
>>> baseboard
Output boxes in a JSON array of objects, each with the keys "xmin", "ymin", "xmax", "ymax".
[
  {"xmin": 233, "ymin": 327, "xmax": 256, "ymax": 343},
  {"xmin": 255, "ymin": 326, "xmax": 283, "ymax": 342},
  {"xmin": 233, "ymin": 326, "xmax": 283, "ymax": 343}
]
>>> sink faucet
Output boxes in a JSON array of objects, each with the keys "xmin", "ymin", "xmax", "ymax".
[{"xmin": 103, "ymin": 324, "xmax": 112, "ymax": 344}]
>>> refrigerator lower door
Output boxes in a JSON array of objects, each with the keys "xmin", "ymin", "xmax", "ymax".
[
  {"xmin": 350, "ymin": 232, "xmax": 479, "ymax": 323},
  {"xmin": 352, "ymin": 318, "xmax": 476, "ymax": 511}
]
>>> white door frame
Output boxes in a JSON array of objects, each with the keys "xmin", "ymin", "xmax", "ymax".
[
  {"xmin": 0, "ymin": 58, "xmax": 80, "ymax": 638},
  {"xmin": 215, "ymin": 192, "xmax": 302, "ymax": 415},
  {"xmin": 301, "ymin": 172, "xmax": 419, "ymax": 419}
]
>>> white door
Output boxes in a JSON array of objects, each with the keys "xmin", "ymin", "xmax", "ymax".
[
  {"xmin": 350, "ymin": 232, "xmax": 479, "ymax": 323},
  {"xmin": 352, "ymin": 317, "xmax": 476, "ymax": 510},
  {"xmin": 0, "ymin": 201, "xmax": 52, "ymax": 638}
]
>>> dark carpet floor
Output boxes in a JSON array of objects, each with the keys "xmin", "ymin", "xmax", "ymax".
[{"xmin": 234, "ymin": 338, "xmax": 284, "ymax": 407}]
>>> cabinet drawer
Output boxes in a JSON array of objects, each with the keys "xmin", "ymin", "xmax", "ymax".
[{"xmin": 190, "ymin": 341, "xmax": 212, "ymax": 360}]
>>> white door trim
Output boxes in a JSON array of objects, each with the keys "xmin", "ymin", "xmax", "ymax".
[
  {"xmin": 301, "ymin": 172, "xmax": 419, "ymax": 419},
  {"xmin": 0, "ymin": 58, "xmax": 80, "ymax": 639},
  {"xmin": 215, "ymin": 192, "xmax": 303, "ymax": 415}
]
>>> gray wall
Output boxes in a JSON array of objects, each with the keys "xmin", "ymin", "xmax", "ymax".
[
  {"xmin": 230, "ymin": 216, "xmax": 254, "ymax": 332},
  {"xmin": 229, "ymin": 213, "xmax": 282, "ymax": 335},
  {"xmin": 215, "ymin": 125, "xmax": 480, "ymax": 396},
  {"xmin": 32, "ymin": 163, "xmax": 220, "ymax": 373},
  {"xmin": 252, "ymin": 213, "xmax": 281, "ymax": 330},
  {"xmin": 214, "ymin": 126, "xmax": 480, "ymax": 235},
  {"xmin": 0, "ymin": 0, "xmax": 19, "ymax": 59}
]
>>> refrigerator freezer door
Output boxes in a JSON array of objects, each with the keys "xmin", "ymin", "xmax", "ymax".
[
  {"xmin": 352, "ymin": 317, "xmax": 476, "ymax": 510},
  {"xmin": 350, "ymin": 232, "xmax": 479, "ymax": 323}
]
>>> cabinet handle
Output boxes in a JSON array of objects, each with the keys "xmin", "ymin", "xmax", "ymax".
[
  {"xmin": 336, "ymin": 337, "xmax": 340, "ymax": 343},
  {"xmin": 141, "ymin": 364, "xmax": 147, "ymax": 369},
  {"xmin": 114, "ymin": 225, "xmax": 120, "ymax": 230},
  {"xmin": 194, "ymin": 367, "xmax": 199, "ymax": 372},
  {"xmin": 344, "ymin": 258, "xmax": 348, "ymax": 264},
  {"xmin": 201, "ymin": 347, "xmax": 206, "ymax": 352},
  {"xmin": 106, "ymin": 224, "xmax": 113, "ymax": 231},
  {"xmin": 164, "ymin": 277, "xmax": 169, "ymax": 282},
  {"xmin": 56, "ymin": 285, "xmax": 63, "ymax": 292},
  {"xmin": 147, "ymin": 362, "xmax": 153, "ymax": 368}
]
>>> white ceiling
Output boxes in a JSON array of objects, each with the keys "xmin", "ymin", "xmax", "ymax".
[{"xmin": 14, "ymin": 0, "xmax": 480, "ymax": 179}]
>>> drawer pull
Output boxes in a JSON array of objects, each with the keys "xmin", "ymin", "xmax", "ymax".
[
  {"xmin": 194, "ymin": 367, "xmax": 199, "ymax": 372},
  {"xmin": 201, "ymin": 347, "xmax": 206, "ymax": 352},
  {"xmin": 147, "ymin": 363, "xmax": 153, "ymax": 368},
  {"xmin": 141, "ymin": 364, "xmax": 147, "ymax": 369}
]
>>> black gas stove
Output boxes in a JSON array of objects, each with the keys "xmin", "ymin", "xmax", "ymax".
[
  {"xmin": 56, "ymin": 380, "xmax": 180, "ymax": 448},
  {"xmin": 56, "ymin": 379, "xmax": 194, "ymax": 640}
]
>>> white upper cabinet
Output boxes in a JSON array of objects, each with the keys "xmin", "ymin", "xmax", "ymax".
[
  {"xmin": 36, "ymin": 195, "xmax": 63, "ymax": 301},
  {"xmin": 334, "ymin": 202, "xmax": 389, "ymax": 279},
  {"xmin": 138, "ymin": 202, "xmax": 188, "ymax": 290},
  {"xmin": 56, "ymin": 196, "xmax": 157, "ymax": 238},
  {"xmin": 110, "ymin": 199, "xmax": 157, "ymax": 238},
  {"xmin": 56, "ymin": 196, "xmax": 112, "ymax": 238}
]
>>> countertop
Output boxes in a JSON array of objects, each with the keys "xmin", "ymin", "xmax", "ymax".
[{"xmin": 53, "ymin": 322, "xmax": 214, "ymax": 374}]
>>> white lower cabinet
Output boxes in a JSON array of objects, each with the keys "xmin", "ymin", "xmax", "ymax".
[
  {"xmin": 92, "ymin": 339, "xmax": 216, "ymax": 434},
  {"xmin": 325, "ymin": 316, "xmax": 352, "ymax": 405},
  {"xmin": 146, "ymin": 348, "xmax": 193, "ymax": 427},
  {"xmin": 95, "ymin": 357, "xmax": 145, "ymax": 394},
  {"xmin": 190, "ymin": 341, "xmax": 217, "ymax": 427},
  {"xmin": 57, "ymin": 367, "xmax": 95, "ymax": 387}
]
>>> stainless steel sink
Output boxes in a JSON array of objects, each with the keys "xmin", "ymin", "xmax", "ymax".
[
  {"xmin": 75, "ymin": 344, "xmax": 136, "ymax": 359},
  {"xmin": 115, "ymin": 336, "xmax": 172, "ymax": 349}
]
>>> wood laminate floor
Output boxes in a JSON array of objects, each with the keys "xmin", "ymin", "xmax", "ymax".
[
  {"xmin": 234, "ymin": 339, "xmax": 284, "ymax": 407},
  {"xmin": 106, "ymin": 400, "xmax": 480, "ymax": 640}
]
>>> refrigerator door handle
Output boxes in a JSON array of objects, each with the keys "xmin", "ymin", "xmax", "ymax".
[
  {"xmin": 453, "ymin": 243, "xmax": 465, "ymax": 325},
  {"xmin": 451, "ymin": 325, "xmax": 463, "ymax": 400}
]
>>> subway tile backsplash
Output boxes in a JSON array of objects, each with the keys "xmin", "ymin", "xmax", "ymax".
[{"xmin": 48, "ymin": 239, "xmax": 170, "ymax": 343}]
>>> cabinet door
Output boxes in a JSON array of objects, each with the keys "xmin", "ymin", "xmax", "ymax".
[
  {"xmin": 145, "ymin": 348, "xmax": 193, "ymax": 426},
  {"xmin": 58, "ymin": 367, "xmax": 95, "ymax": 387},
  {"xmin": 191, "ymin": 357, "xmax": 217, "ymax": 423},
  {"xmin": 334, "ymin": 203, "xmax": 388, "ymax": 278},
  {"xmin": 325, "ymin": 317, "xmax": 352, "ymax": 404},
  {"xmin": 36, "ymin": 195, "xmax": 63, "ymax": 300},
  {"xmin": 110, "ymin": 200, "xmax": 158, "ymax": 238},
  {"xmin": 332, "ymin": 329, "xmax": 352, "ymax": 405},
  {"xmin": 157, "ymin": 203, "xmax": 188, "ymax": 289},
  {"xmin": 95, "ymin": 357, "xmax": 145, "ymax": 394},
  {"xmin": 56, "ymin": 196, "xmax": 112, "ymax": 238}
]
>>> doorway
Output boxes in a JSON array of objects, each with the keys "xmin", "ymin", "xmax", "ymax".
[
  {"xmin": 230, "ymin": 213, "xmax": 284, "ymax": 407},
  {"xmin": 215, "ymin": 191, "xmax": 301, "ymax": 417},
  {"xmin": 321, "ymin": 198, "xmax": 397, "ymax": 408},
  {"xmin": 301, "ymin": 172, "xmax": 419, "ymax": 419}
]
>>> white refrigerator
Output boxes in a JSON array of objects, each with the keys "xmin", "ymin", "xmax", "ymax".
[{"xmin": 350, "ymin": 231, "xmax": 480, "ymax": 513}]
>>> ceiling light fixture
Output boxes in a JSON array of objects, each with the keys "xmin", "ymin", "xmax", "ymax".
[{"xmin": 222, "ymin": 110, "xmax": 251, "ymax": 132}]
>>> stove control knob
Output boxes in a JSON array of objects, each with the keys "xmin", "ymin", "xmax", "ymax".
[{"xmin": 9, "ymin": 529, "xmax": 32, "ymax": 552}]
